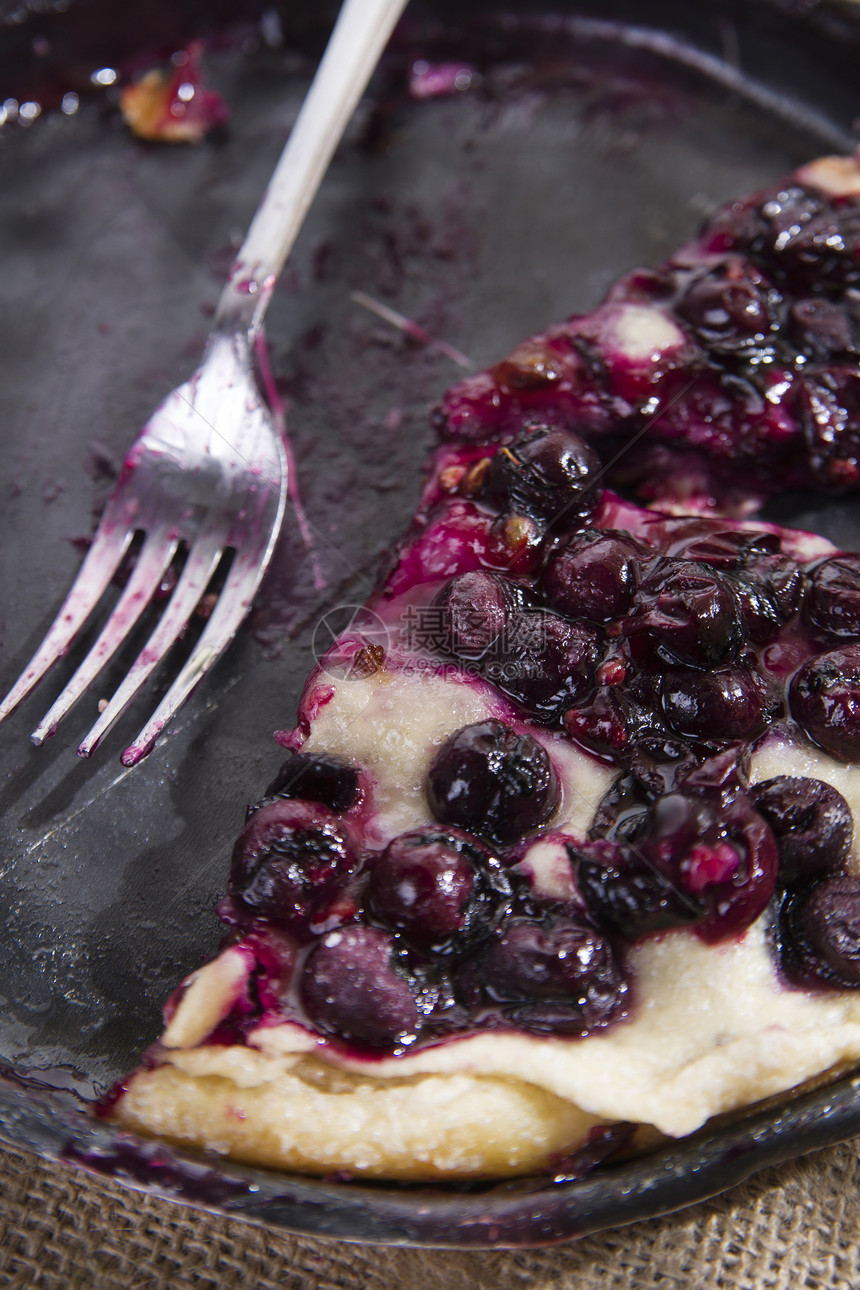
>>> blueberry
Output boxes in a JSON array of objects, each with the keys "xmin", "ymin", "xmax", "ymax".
[
  {"xmin": 624, "ymin": 560, "xmax": 741, "ymax": 668},
  {"xmin": 732, "ymin": 557, "xmax": 806, "ymax": 644},
  {"xmin": 541, "ymin": 531, "xmax": 641, "ymax": 621},
  {"xmin": 677, "ymin": 269, "xmax": 772, "ymax": 338},
  {"xmin": 780, "ymin": 877, "xmax": 860, "ymax": 988},
  {"xmin": 679, "ymin": 745, "xmax": 751, "ymax": 797},
  {"xmin": 228, "ymin": 800, "xmax": 354, "ymax": 928},
  {"xmin": 367, "ymin": 827, "xmax": 506, "ymax": 951},
  {"xmin": 645, "ymin": 792, "xmax": 778, "ymax": 941},
  {"xmin": 574, "ymin": 837, "xmax": 701, "ymax": 942},
  {"xmin": 753, "ymin": 776, "xmax": 853, "ymax": 885},
  {"xmin": 491, "ymin": 610, "xmax": 601, "ymax": 717},
  {"xmin": 790, "ymin": 297, "xmax": 857, "ymax": 360},
  {"xmin": 485, "ymin": 425, "xmax": 601, "ymax": 527},
  {"xmin": 789, "ymin": 647, "xmax": 860, "ymax": 762},
  {"xmin": 300, "ymin": 926, "xmax": 422, "ymax": 1049},
  {"xmin": 660, "ymin": 666, "xmax": 772, "ymax": 741},
  {"xmin": 563, "ymin": 688, "xmax": 631, "ymax": 760},
  {"xmin": 475, "ymin": 914, "xmax": 626, "ymax": 1034},
  {"xmin": 580, "ymin": 789, "xmax": 778, "ymax": 943},
  {"xmin": 589, "ymin": 773, "xmax": 651, "ymax": 847},
  {"xmin": 628, "ymin": 734, "xmax": 701, "ymax": 797},
  {"xmin": 431, "ymin": 570, "xmax": 521, "ymax": 662},
  {"xmin": 804, "ymin": 555, "xmax": 860, "ymax": 642},
  {"xmin": 723, "ymin": 186, "xmax": 860, "ymax": 289},
  {"xmin": 673, "ymin": 528, "xmax": 781, "ymax": 571},
  {"xmin": 796, "ymin": 370, "xmax": 860, "ymax": 493},
  {"xmin": 253, "ymin": 751, "xmax": 360, "ymax": 816},
  {"xmin": 426, "ymin": 720, "xmax": 559, "ymax": 845}
]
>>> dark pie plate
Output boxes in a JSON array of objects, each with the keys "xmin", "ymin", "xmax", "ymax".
[{"xmin": 1, "ymin": 0, "xmax": 860, "ymax": 1249}]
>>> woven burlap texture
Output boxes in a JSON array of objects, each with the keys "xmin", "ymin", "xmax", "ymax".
[{"xmin": 0, "ymin": 1139, "xmax": 857, "ymax": 1290}]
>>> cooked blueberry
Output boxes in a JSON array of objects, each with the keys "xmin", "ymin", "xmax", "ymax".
[
  {"xmin": 677, "ymin": 269, "xmax": 772, "ymax": 338},
  {"xmin": 491, "ymin": 610, "xmax": 601, "ymax": 716},
  {"xmin": 485, "ymin": 425, "xmax": 601, "ymax": 527},
  {"xmin": 260, "ymin": 751, "xmax": 360, "ymax": 814},
  {"xmin": 645, "ymin": 792, "xmax": 778, "ymax": 941},
  {"xmin": 367, "ymin": 827, "xmax": 505, "ymax": 950},
  {"xmin": 426, "ymin": 720, "xmax": 559, "ymax": 845},
  {"xmin": 796, "ymin": 370, "xmax": 860, "ymax": 492},
  {"xmin": 673, "ymin": 527, "xmax": 781, "ymax": 571},
  {"xmin": 679, "ymin": 745, "xmax": 751, "ymax": 796},
  {"xmin": 628, "ymin": 734, "xmax": 701, "ymax": 798},
  {"xmin": 574, "ymin": 837, "xmax": 701, "ymax": 941},
  {"xmin": 732, "ymin": 557, "xmax": 805, "ymax": 643},
  {"xmin": 789, "ymin": 647, "xmax": 860, "ymax": 762},
  {"xmin": 661, "ymin": 666, "xmax": 772, "ymax": 741},
  {"xmin": 563, "ymin": 688, "xmax": 631, "ymax": 759},
  {"xmin": 589, "ymin": 773, "xmax": 651, "ymax": 846},
  {"xmin": 723, "ymin": 186, "xmax": 860, "ymax": 289},
  {"xmin": 475, "ymin": 914, "xmax": 626, "ymax": 1034},
  {"xmin": 753, "ymin": 776, "xmax": 853, "ymax": 885},
  {"xmin": 624, "ymin": 560, "xmax": 741, "ymax": 668},
  {"xmin": 541, "ymin": 531, "xmax": 641, "ymax": 621},
  {"xmin": 228, "ymin": 800, "xmax": 354, "ymax": 927},
  {"xmin": 780, "ymin": 877, "xmax": 860, "ymax": 988},
  {"xmin": 300, "ymin": 926, "xmax": 422, "ymax": 1048},
  {"xmin": 431, "ymin": 570, "xmax": 520, "ymax": 661},
  {"xmin": 804, "ymin": 555, "xmax": 860, "ymax": 641},
  {"xmin": 790, "ymin": 297, "xmax": 857, "ymax": 360},
  {"xmin": 580, "ymin": 788, "xmax": 777, "ymax": 943}
]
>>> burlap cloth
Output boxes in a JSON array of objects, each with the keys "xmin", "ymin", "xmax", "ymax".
[{"xmin": 1, "ymin": 1137, "xmax": 858, "ymax": 1289}]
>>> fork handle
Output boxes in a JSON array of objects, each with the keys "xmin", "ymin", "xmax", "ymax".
[{"xmin": 215, "ymin": 0, "xmax": 409, "ymax": 336}]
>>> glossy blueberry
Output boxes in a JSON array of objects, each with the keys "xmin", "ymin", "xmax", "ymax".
[
  {"xmin": 673, "ymin": 527, "xmax": 781, "ymax": 571},
  {"xmin": 476, "ymin": 913, "xmax": 626, "ymax": 1034},
  {"xmin": 580, "ymin": 789, "xmax": 778, "ymax": 943},
  {"xmin": 676, "ymin": 269, "xmax": 772, "ymax": 338},
  {"xmin": 575, "ymin": 837, "xmax": 701, "ymax": 942},
  {"xmin": 660, "ymin": 665, "xmax": 772, "ymax": 742},
  {"xmin": 796, "ymin": 370, "xmax": 860, "ymax": 493},
  {"xmin": 492, "ymin": 610, "xmax": 601, "ymax": 716},
  {"xmin": 257, "ymin": 751, "xmax": 360, "ymax": 815},
  {"xmin": 485, "ymin": 425, "xmax": 602, "ymax": 527},
  {"xmin": 431, "ymin": 570, "xmax": 521, "ymax": 662},
  {"xmin": 804, "ymin": 555, "xmax": 860, "ymax": 641},
  {"xmin": 624, "ymin": 560, "xmax": 741, "ymax": 668},
  {"xmin": 300, "ymin": 925, "xmax": 422, "ymax": 1049},
  {"xmin": 790, "ymin": 296, "xmax": 858, "ymax": 360},
  {"xmin": 780, "ymin": 877, "xmax": 860, "ymax": 988},
  {"xmin": 725, "ymin": 186, "xmax": 860, "ymax": 289},
  {"xmin": 228, "ymin": 800, "xmax": 354, "ymax": 928},
  {"xmin": 679, "ymin": 745, "xmax": 751, "ymax": 797},
  {"xmin": 628, "ymin": 734, "xmax": 701, "ymax": 798},
  {"xmin": 426, "ymin": 720, "xmax": 559, "ymax": 845},
  {"xmin": 367, "ymin": 827, "xmax": 504, "ymax": 951},
  {"xmin": 753, "ymin": 776, "xmax": 853, "ymax": 886},
  {"xmin": 588, "ymin": 773, "xmax": 651, "ymax": 847},
  {"xmin": 541, "ymin": 531, "xmax": 641, "ymax": 621},
  {"xmin": 563, "ymin": 688, "xmax": 631, "ymax": 760},
  {"xmin": 789, "ymin": 647, "xmax": 860, "ymax": 762},
  {"xmin": 646, "ymin": 791, "xmax": 778, "ymax": 941},
  {"xmin": 732, "ymin": 557, "xmax": 806, "ymax": 644}
]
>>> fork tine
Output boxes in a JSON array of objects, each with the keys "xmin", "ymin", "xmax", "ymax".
[
  {"xmin": 120, "ymin": 545, "xmax": 269, "ymax": 767},
  {"xmin": 77, "ymin": 531, "xmax": 225, "ymax": 757},
  {"xmin": 30, "ymin": 527, "xmax": 181, "ymax": 745},
  {"xmin": 0, "ymin": 516, "xmax": 136, "ymax": 728}
]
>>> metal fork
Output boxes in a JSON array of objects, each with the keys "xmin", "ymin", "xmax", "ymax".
[{"xmin": 0, "ymin": 0, "xmax": 408, "ymax": 767}]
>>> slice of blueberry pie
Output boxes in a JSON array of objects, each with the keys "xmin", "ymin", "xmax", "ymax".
[{"xmin": 108, "ymin": 152, "xmax": 860, "ymax": 1182}]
